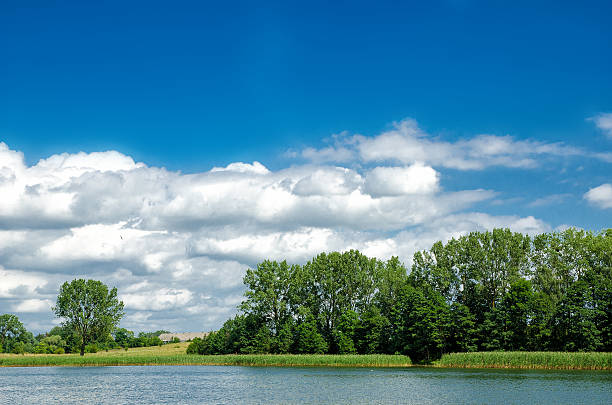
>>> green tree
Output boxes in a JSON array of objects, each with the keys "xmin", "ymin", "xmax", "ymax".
[
  {"xmin": 53, "ymin": 279, "xmax": 124, "ymax": 356},
  {"xmin": 333, "ymin": 310, "xmax": 359, "ymax": 354},
  {"xmin": 112, "ymin": 328, "xmax": 134, "ymax": 348},
  {"xmin": 356, "ymin": 306, "xmax": 390, "ymax": 354},
  {"xmin": 447, "ymin": 303, "xmax": 477, "ymax": 353},
  {"xmin": 241, "ymin": 260, "xmax": 294, "ymax": 352},
  {"xmin": 0, "ymin": 314, "xmax": 29, "ymax": 353},
  {"xmin": 501, "ymin": 279, "xmax": 532, "ymax": 350},
  {"xmin": 390, "ymin": 284, "xmax": 449, "ymax": 362},
  {"xmin": 293, "ymin": 306, "xmax": 327, "ymax": 354},
  {"xmin": 297, "ymin": 250, "xmax": 377, "ymax": 352}
]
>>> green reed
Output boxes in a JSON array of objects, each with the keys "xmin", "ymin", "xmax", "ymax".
[
  {"xmin": 0, "ymin": 353, "xmax": 411, "ymax": 368},
  {"xmin": 437, "ymin": 351, "xmax": 612, "ymax": 370}
]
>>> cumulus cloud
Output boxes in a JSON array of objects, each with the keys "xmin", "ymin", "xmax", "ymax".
[
  {"xmin": 12, "ymin": 299, "xmax": 53, "ymax": 313},
  {"xmin": 0, "ymin": 140, "xmax": 555, "ymax": 333},
  {"xmin": 584, "ymin": 184, "xmax": 612, "ymax": 209},
  {"xmin": 364, "ymin": 164, "xmax": 439, "ymax": 197},
  {"xmin": 298, "ymin": 118, "xmax": 602, "ymax": 170},
  {"xmin": 589, "ymin": 112, "xmax": 612, "ymax": 138},
  {"xmin": 211, "ymin": 161, "xmax": 270, "ymax": 175},
  {"xmin": 0, "ymin": 267, "xmax": 48, "ymax": 298},
  {"xmin": 122, "ymin": 288, "xmax": 193, "ymax": 311}
]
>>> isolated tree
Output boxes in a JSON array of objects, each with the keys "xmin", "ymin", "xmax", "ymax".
[{"xmin": 53, "ymin": 279, "xmax": 124, "ymax": 356}]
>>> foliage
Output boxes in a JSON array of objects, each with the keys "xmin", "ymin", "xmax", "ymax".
[
  {"xmin": 53, "ymin": 279, "xmax": 124, "ymax": 355},
  {"xmin": 437, "ymin": 351, "xmax": 612, "ymax": 370},
  {"xmin": 0, "ymin": 314, "xmax": 33, "ymax": 353},
  {"xmin": 0, "ymin": 341, "xmax": 411, "ymax": 367},
  {"xmin": 190, "ymin": 228, "xmax": 611, "ymax": 363}
]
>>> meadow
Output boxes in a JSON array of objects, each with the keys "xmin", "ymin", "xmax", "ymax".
[{"xmin": 436, "ymin": 351, "xmax": 612, "ymax": 370}]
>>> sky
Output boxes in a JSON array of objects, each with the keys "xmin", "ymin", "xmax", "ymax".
[{"xmin": 0, "ymin": 0, "xmax": 611, "ymax": 334}]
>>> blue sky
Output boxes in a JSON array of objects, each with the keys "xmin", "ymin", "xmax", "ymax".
[{"xmin": 0, "ymin": 1, "xmax": 610, "ymax": 332}]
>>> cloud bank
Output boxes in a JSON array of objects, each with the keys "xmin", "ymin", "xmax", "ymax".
[
  {"xmin": 3, "ymin": 114, "xmax": 607, "ymax": 333},
  {"xmin": 296, "ymin": 118, "xmax": 609, "ymax": 169}
]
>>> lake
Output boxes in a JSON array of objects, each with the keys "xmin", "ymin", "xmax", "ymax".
[{"xmin": 1, "ymin": 366, "xmax": 610, "ymax": 404}]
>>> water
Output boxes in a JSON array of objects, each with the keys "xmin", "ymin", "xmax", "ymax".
[{"xmin": 0, "ymin": 366, "xmax": 610, "ymax": 404}]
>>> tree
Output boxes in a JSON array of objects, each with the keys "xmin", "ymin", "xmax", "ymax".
[
  {"xmin": 112, "ymin": 328, "xmax": 135, "ymax": 348},
  {"xmin": 293, "ymin": 306, "xmax": 327, "ymax": 354},
  {"xmin": 241, "ymin": 260, "xmax": 294, "ymax": 351},
  {"xmin": 0, "ymin": 314, "xmax": 29, "ymax": 353},
  {"xmin": 501, "ymin": 279, "xmax": 532, "ymax": 350},
  {"xmin": 53, "ymin": 279, "xmax": 124, "ymax": 356}
]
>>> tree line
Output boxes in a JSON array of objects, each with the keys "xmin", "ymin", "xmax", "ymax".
[
  {"xmin": 188, "ymin": 228, "xmax": 611, "ymax": 362},
  {"xmin": 1, "ymin": 279, "xmax": 170, "ymax": 355},
  {"xmin": 0, "ymin": 314, "xmax": 169, "ymax": 355}
]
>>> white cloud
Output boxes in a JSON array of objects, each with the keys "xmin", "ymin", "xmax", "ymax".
[
  {"xmin": 528, "ymin": 193, "xmax": 571, "ymax": 207},
  {"xmin": 292, "ymin": 167, "xmax": 362, "ymax": 196},
  {"xmin": 301, "ymin": 145, "xmax": 355, "ymax": 163},
  {"xmin": 0, "ymin": 267, "xmax": 48, "ymax": 298},
  {"xmin": 584, "ymin": 184, "xmax": 612, "ymax": 209},
  {"xmin": 364, "ymin": 164, "xmax": 439, "ymax": 196},
  {"xmin": 12, "ymin": 299, "xmax": 53, "ymax": 313},
  {"xmin": 211, "ymin": 161, "xmax": 270, "ymax": 175},
  {"xmin": 191, "ymin": 227, "xmax": 340, "ymax": 265},
  {"xmin": 0, "ymin": 140, "xmax": 557, "ymax": 333},
  {"xmin": 297, "ymin": 118, "xmax": 599, "ymax": 170},
  {"xmin": 589, "ymin": 112, "xmax": 612, "ymax": 138},
  {"xmin": 122, "ymin": 288, "xmax": 193, "ymax": 311}
]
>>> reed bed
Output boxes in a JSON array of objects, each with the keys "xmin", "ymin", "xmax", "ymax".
[
  {"xmin": 188, "ymin": 354, "xmax": 412, "ymax": 367},
  {"xmin": 437, "ymin": 351, "xmax": 612, "ymax": 370},
  {"xmin": 0, "ymin": 346, "xmax": 411, "ymax": 368}
]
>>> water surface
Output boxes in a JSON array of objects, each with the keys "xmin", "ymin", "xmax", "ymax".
[{"xmin": 1, "ymin": 366, "xmax": 610, "ymax": 404}]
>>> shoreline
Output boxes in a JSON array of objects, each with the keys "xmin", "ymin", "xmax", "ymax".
[{"xmin": 1, "ymin": 351, "xmax": 611, "ymax": 370}]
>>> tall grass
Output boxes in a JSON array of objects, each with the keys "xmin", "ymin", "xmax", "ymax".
[
  {"xmin": 0, "ymin": 354, "xmax": 203, "ymax": 367},
  {"xmin": 186, "ymin": 354, "xmax": 412, "ymax": 367},
  {"xmin": 0, "ymin": 345, "xmax": 411, "ymax": 368},
  {"xmin": 437, "ymin": 352, "xmax": 612, "ymax": 370}
]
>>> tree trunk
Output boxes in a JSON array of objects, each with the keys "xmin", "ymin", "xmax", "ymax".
[{"xmin": 80, "ymin": 343, "xmax": 85, "ymax": 356}]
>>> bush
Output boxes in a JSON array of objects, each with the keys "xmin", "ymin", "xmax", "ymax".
[
  {"xmin": 149, "ymin": 336, "xmax": 163, "ymax": 346},
  {"xmin": 34, "ymin": 343, "xmax": 49, "ymax": 354},
  {"xmin": 11, "ymin": 342, "xmax": 26, "ymax": 354},
  {"xmin": 186, "ymin": 338, "xmax": 203, "ymax": 354},
  {"xmin": 84, "ymin": 343, "xmax": 98, "ymax": 353},
  {"xmin": 53, "ymin": 347, "xmax": 65, "ymax": 354}
]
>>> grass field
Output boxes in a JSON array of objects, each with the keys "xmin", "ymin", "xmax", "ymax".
[
  {"xmin": 436, "ymin": 351, "xmax": 612, "ymax": 370},
  {"xmin": 0, "ymin": 344, "xmax": 411, "ymax": 368}
]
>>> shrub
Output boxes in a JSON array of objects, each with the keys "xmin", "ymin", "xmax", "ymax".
[
  {"xmin": 11, "ymin": 342, "xmax": 26, "ymax": 354},
  {"xmin": 53, "ymin": 347, "xmax": 65, "ymax": 354},
  {"xmin": 34, "ymin": 343, "xmax": 49, "ymax": 354},
  {"xmin": 186, "ymin": 338, "xmax": 203, "ymax": 354},
  {"xmin": 85, "ymin": 343, "xmax": 98, "ymax": 353}
]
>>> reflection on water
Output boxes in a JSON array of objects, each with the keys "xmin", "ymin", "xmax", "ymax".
[{"xmin": 0, "ymin": 365, "xmax": 610, "ymax": 404}]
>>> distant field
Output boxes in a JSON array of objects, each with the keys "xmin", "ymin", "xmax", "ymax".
[
  {"xmin": 436, "ymin": 351, "xmax": 612, "ymax": 370},
  {"xmin": 0, "ymin": 345, "xmax": 411, "ymax": 368},
  {"xmin": 0, "ymin": 343, "xmax": 193, "ymax": 367}
]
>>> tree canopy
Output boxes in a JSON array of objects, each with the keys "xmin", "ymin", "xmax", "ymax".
[
  {"xmin": 53, "ymin": 279, "xmax": 124, "ymax": 355},
  {"xmin": 188, "ymin": 228, "xmax": 612, "ymax": 362},
  {"xmin": 0, "ymin": 314, "xmax": 33, "ymax": 353}
]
